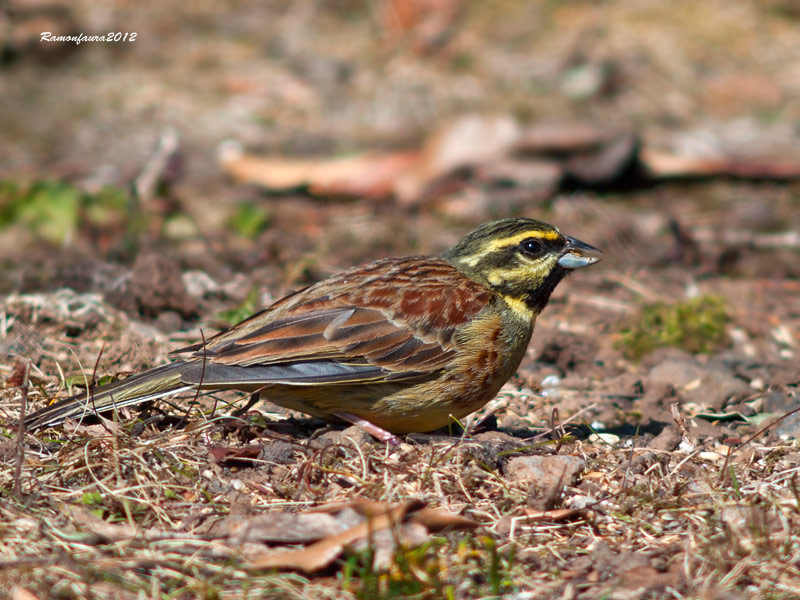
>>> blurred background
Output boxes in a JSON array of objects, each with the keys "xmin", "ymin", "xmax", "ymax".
[{"xmin": 0, "ymin": 0, "xmax": 798, "ymax": 430}]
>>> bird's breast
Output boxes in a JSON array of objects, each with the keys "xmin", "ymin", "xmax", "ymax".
[{"xmin": 447, "ymin": 307, "xmax": 534, "ymax": 404}]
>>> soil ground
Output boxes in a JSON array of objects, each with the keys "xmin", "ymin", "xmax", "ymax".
[{"xmin": 1, "ymin": 2, "xmax": 799, "ymax": 599}]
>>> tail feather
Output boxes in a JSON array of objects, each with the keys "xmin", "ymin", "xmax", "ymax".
[
  {"xmin": 24, "ymin": 357, "xmax": 398, "ymax": 431},
  {"xmin": 24, "ymin": 362, "xmax": 194, "ymax": 430}
]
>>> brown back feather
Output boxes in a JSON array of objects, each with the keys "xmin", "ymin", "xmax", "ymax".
[{"xmin": 177, "ymin": 258, "xmax": 491, "ymax": 376}]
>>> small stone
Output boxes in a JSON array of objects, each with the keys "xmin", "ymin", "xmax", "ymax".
[
  {"xmin": 497, "ymin": 412, "xmax": 538, "ymax": 435},
  {"xmin": 258, "ymin": 441, "xmax": 296, "ymax": 465},
  {"xmin": 646, "ymin": 359, "xmax": 750, "ymax": 410},
  {"xmin": 154, "ymin": 310, "xmax": 183, "ymax": 333},
  {"xmin": 566, "ymin": 494, "xmax": 596, "ymax": 510},
  {"xmin": 473, "ymin": 431, "xmax": 519, "ymax": 444},
  {"xmin": 504, "ymin": 455, "xmax": 585, "ymax": 485},
  {"xmin": 206, "ymin": 478, "xmax": 226, "ymax": 494},
  {"xmin": 464, "ymin": 433, "xmax": 524, "ymax": 470},
  {"xmin": 773, "ymin": 404, "xmax": 800, "ymax": 440},
  {"xmin": 319, "ymin": 425, "xmax": 375, "ymax": 447},
  {"xmin": 560, "ymin": 62, "xmax": 611, "ymax": 100},
  {"xmin": 646, "ymin": 426, "xmax": 680, "ymax": 453},
  {"xmin": 762, "ymin": 389, "xmax": 795, "ymax": 413},
  {"xmin": 699, "ymin": 451, "xmax": 724, "ymax": 462},
  {"xmin": 588, "ymin": 433, "xmax": 620, "ymax": 445}
]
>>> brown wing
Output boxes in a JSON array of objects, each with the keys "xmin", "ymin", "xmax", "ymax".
[{"xmin": 177, "ymin": 257, "xmax": 492, "ymax": 384}]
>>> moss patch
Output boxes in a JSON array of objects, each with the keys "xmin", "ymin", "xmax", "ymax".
[{"xmin": 618, "ymin": 295, "xmax": 730, "ymax": 360}]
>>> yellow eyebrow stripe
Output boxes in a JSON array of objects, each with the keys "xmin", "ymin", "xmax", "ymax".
[
  {"xmin": 484, "ymin": 230, "xmax": 560, "ymax": 252},
  {"xmin": 458, "ymin": 229, "xmax": 561, "ymax": 267}
]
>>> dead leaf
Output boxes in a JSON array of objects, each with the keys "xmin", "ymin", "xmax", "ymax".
[
  {"xmin": 11, "ymin": 588, "xmax": 40, "ymax": 600},
  {"xmin": 641, "ymin": 147, "xmax": 800, "ymax": 179},
  {"xmin": 395, "ymin": 114, "xmax": 520, "ymax": 204},
  {"xmin": 211, "ymin": 509, "xmax": 362, "ymax": 545},
  {"xmin": 246, "ymin": 500, "xmax": 479, "ymax": 572},
  {"xmin": 5, "ymin": 361, "xmax": 28, "ymax": 388},
  {"xmin": 350, "ymin": 522, "xmax": 430, "ymax": 570},
  {"xmin": 475, "ymin": 158, "xmax": 563, "ymax": 190},
  {"xmin": 306, "ymin": 498, "xmax": 401, "ymax": 517},
  {"xmin": 220, "ymin": 147, "xmax": 419, "ymax": 199},
  {"xmin": 514, "ymin": 122, "xmax": 614, "ymax": 154},
  {"xmin": 61, "ymin": 418, "xmax": 121, "ymax": 437},
  {"xmin": 208, "ymin": 444, "xmax": 262, "ymax": 464},
  {"xmin": 521, "ymin": 507, "xmax": 585, "ymax": 522},
  {"xmin": 408, "ymin": 507, "xmax": 480, "ymax": 532},
  {"xmin": 221, "ymin": 115, "xmax": 521, "ymax": 205},
  {"xmin": 247, "ymin": 502, "xmax": 412, "ymax": 572},
  {"xmin": 65, "ymin": 506, "xmax": 176, "ymax": 543}
]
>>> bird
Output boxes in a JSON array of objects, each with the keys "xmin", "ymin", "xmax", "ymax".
[{"xmin": 24, "ymin": 218, "xmax": 601, "ymax": 440}]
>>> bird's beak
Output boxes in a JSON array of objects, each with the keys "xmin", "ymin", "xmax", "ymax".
[{"xmin": 558, "ymin": 236, "xmax": 603, "ymax": 269}]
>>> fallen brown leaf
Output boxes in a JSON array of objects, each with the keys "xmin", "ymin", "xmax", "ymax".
[
  {"xmin": 246, "ymin": 500, "xmax": 479, "ymax": 572},
  {"xmin": 641, "ymin": 147, "xmax": 800, "ymax": 179},
  {"xmin": 247, "ymin": 502, "xmax": 412, "ymax": 572},
  {"xmin": 408, "ymin": 507, "xmax": 480, "ymax": 532},
  {"xmin": 11, "ymin": 588, "xmax": 40, "ymax": 600},
  {"xmin": 521, "ymin": 507, "xmax": 585, "ymax": 522},
  {"xmin": 513, "ymin": 122, "xmax": 614, "ymax": 154},
  {"xmin": 394, "ymin": 114, "xmax": 520, "ymax": 204},
  {"xmin": 208, "ymin": 444, "xmax": 262, "ymax": 464},
  {"xmin": 211, "ymin": 508, "xmax": 362, "ymax": 545},
  {"xmin": 220, "ymin": 148, "xmax": 419, "ymax": 199}
]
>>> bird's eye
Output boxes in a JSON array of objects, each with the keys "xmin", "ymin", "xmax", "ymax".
[{"xmin": 519, "ymin": 237, "xmax": 544, "ymax": 257}]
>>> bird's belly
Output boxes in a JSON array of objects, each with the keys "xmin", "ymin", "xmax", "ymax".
[
  {"xmin": 261, "ymin": 377, "xmax": 502, "ymax": 433},
  {"xmin": 261, "ymin": 319, "xmax": 531, "ymax": 434}
]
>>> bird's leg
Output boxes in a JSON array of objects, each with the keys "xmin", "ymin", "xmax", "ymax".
[{"xmin": 333, "ymin": 411, "xmax": 399, "ymax": 444}]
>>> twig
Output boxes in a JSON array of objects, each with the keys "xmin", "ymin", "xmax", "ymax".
[
  {"xmin": 89, "ymin": 341, "xmax": 116, "ymax": 435},
  {"xmin": 693, "ymin": 229, "xmax": 800, "ymax": 250},
  {"xmin": 603, "ymin": 272, "xmax": 664, "ymax": 303},
  {"xmin": 13, "ymin": 360, "xmax": 31, "ymax": 498},
  {"xmin": 134, "ymin": 128, "xmax": 180, "ymax": 204},
  {"xmin": 670, "ymin": 402, "xmax": 695, "ymax": 447},
  {"xmin": 622, "ymin": 428, "xmax": 638, "ymax": 491},
  {"xmin": 550, "ymin": 407, "xmax": 566, "ymax": 452},
  {"xmin": 191, "ymin": 328, "xmax": 208, "ymax": 422}
]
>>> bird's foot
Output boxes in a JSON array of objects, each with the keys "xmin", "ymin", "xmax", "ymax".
[{"xmin": 333, "ymin": 411, "xmax": 399, "ymax": 444}]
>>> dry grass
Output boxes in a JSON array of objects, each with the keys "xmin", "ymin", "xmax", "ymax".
[{"xmin": 1, "ymin": 293, "xmax": 800, "ymax": 600}]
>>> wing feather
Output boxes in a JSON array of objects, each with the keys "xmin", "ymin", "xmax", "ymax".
[{"xmin": 176, "ymin": 257, "xmax": 492, "ymax": 385}]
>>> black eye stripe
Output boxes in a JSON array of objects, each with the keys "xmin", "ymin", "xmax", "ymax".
[{"xmin": 519, "ymin": 237, "xmax": 545, "ymax": 257}]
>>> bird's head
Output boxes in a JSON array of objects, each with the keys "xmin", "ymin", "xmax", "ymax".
[{"xmin": 442, "ymin": 218, "xmax": 602, "ymax": 317}]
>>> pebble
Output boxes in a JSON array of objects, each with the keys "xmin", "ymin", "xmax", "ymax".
[
  {"xmin": 505, "ymin": 454, "xmax": 586, "ymax": 510},
  {"xmin": 588, "ymin": 433, "xmax": 620, "ymax": 445},
  {"xmin": 505, "ymin": 455, "xmax": 586, "ymax": 485},
  {"xmin": 698, "ymin": 451, "xmax": 724, "ymax": 462},
  {"xmin": 646, "ymin": 358, "xmax": 750, "ymax": 410}
]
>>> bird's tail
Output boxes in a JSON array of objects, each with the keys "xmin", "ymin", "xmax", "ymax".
[{"xmin": 24, "ymin": 362, "xmax": 196, "ymax": 431}]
